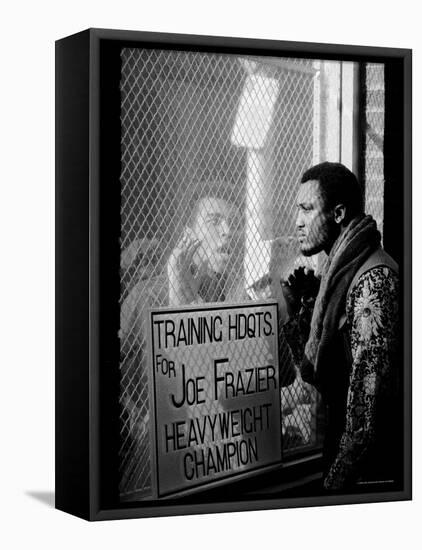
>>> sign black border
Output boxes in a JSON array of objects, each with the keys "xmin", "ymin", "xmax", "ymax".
[
  {"xmin": 150, "ymin": 302, "xmax": 283, "ymax": 498},
  {"xmin": 55, "ymin": 27, "xmax": 412, "ymax": 521}
]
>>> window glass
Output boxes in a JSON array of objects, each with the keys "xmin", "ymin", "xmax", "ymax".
[{"xmin": 119, "ymin": 49, "xmax": 376, "ymax": 500}]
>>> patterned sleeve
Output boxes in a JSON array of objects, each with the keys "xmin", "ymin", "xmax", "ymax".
[{"xmin": 323, "ymin": 266, "xmax": 399, "ymax": 490}]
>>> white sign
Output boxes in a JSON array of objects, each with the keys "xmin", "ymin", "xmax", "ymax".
[{"xmin": 148, "ymin": 302, "xmax": 282, "ymax": 498}]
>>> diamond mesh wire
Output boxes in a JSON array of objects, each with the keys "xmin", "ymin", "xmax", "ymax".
[
  {"xmin": 119, "ymin": 48, "xmax": 319, "ymax": 499},
  {"xmin": 363, "ymin": 63, "xmax": 385, "ymax": 234}
]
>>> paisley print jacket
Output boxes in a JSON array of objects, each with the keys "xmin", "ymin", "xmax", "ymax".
[
  {"xmin": 283, "ymin": 265, "xmax": 399, "ymax": 489},
  {"xmin": 323, "ymin": 265, "xmax": 399, "ymax": 489}
]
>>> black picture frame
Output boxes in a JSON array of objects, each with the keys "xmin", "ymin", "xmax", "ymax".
[{"xmin": 55, "ymin": 28, "xmax": 412, "ymax": 521}]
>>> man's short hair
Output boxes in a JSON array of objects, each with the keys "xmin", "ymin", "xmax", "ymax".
[
  {"xmin": 186, "ymin": 181, "xmax": 235, "ymax": 228},
  {"xmin": 301, "ymin": 162, "xmax": 364, "ymax": 219}
]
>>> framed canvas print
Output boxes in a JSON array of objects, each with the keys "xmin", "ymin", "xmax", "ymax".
[{"xmin": 55, "ymin": 28, "xmax": 412, "ymax": 520}]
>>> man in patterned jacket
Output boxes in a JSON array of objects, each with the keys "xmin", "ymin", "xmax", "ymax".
[{"xmin": 282, "ymin": 161, "xmax": 400, "ymax": 491}]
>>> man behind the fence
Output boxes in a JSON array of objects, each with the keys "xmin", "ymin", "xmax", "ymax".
[
  {"xmin": 119, "ymin": 194, "xmax": 240, "ymax": 492},
  {"xmin": 282, "ymin": 161, "xmax": 400, "ymax": 491},
  {"xmin": 121, "ymin": 195, "xmax": 237, "ymax": 352}
]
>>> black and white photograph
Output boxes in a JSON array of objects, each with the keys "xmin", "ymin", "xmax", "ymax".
[
  {"xmin": 3, "ymin": 0, "xmax": 422, "ymax": 547},
  {"xmin": 55, "ymin": 28, "xmax": 411, "ymax": 520},
  {"xmin": 116, "ymin": 45, "xmax": 407, "ymax": 504}
]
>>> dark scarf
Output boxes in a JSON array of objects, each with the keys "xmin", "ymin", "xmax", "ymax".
[{"xmin": 301, "ymin": 215, "xmax": 381, "ymax": 386}]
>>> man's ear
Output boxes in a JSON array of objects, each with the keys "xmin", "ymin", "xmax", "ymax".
[{"xmin": 333, "ymin": 203, "xmax": 346, "ymax": 224}]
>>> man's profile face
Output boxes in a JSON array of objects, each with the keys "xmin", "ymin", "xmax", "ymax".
[
  {"xmin": 192, "ymin": 197, "xmax": 231, "ymax": 274},
  {"xmin": 296, "ymin": 180, "xmax": 337, "ymax": 256}
]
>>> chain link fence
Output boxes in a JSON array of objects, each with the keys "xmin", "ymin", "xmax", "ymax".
[
  {"xmin": 363, "ymin": 63, "xmax": 385, "ymax": 233},
  {"xmin": 119, "ymin": 48, "xmax": 357, "ymax": 500}
]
